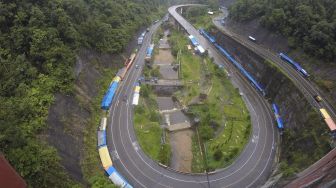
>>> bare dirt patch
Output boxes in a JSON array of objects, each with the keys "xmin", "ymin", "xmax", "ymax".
[
  {"xmin": 169, "ymin": 129, "xmax": 194, "ymax": 172},
  {"xmin": 154, "ymin": 50, "xmax": 175, "ymax": 65}
]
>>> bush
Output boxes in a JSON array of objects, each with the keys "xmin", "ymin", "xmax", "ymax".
[
  {"xmin": 158, "ymin": 144, "xmax": 171, "ymax": 165},
  {"xmin": 141, "ymin": 85, "xmax": 150, "ymax": 98},
  {"xmin": 199, "ymin": 125, "xmax": 214, "ymax": 141},
  {"xmin": 151, "ymin": 67, "xmax": 161, "ymax": 78},
  {"xmin": 149, "ymin": 110, "xmax": 160, "ymax": 122},
  {"xmin": 135, "ymin": 106, "xmax": 145, "ymax": 114},
  {"xmin": 213, "ymin": 149, "xmax": 223, "ymax": 161}
]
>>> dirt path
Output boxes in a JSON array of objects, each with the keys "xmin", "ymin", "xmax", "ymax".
[
  {"xmin": 169, "ymin": 129, "xmax": 194, "ymax": 172},
  {"xmin": 154, "ymin": 50, "xmax": 174, "ymax": 65},
  {"xmin": 153, "ymin": 29, "xmax": 193, "ymax": 172}
]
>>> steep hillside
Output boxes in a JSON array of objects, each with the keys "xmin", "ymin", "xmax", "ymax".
[
  {"xmin": 211, "ymin": 30, "xmax": 331, "ymax": 177},
  {"xmin": 229, "ymin": 0, "xmax": 336, "ymax": 62},
  {"xmin": 182, "ymin": 4, "xmax": 333, "ymax": 184},
  {"xmin": 227, "ymin": 0, "xmax": 336, "ymax": 120},
  {"xmin": 0, "ymin": 0, "xmax": 167, "ymax": 187}
]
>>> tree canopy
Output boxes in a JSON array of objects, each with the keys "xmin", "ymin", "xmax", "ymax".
[
  {"xmin": 0, "ymin": 0, "xmax": 168, "ymax": 187},
  {"xmin": 229, "ymin": 0, "xmax": 336, "ymax": 62}
]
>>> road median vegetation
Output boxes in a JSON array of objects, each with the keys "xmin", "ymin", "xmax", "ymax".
[{"xmin": 168, "ymin": 27, "xmax": 251, "ymax": 172}]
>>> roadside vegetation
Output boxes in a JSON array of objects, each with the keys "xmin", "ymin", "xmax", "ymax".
[
  {"xmin": 134, "ymin": 25, "xmax": 171, "ymax": 165},
  {"xmin": 82, "ymin": 67, "xmax": 117, "ymax": 187},
  {"xmin": 183, "ymin": 6, "xmax": 218, "ymax": 30},
  {"xmin": 182, "ymin": 5, "xmax": 333, "ymax": 178},
  {"xmin": 264, "ymin": 62, "xmax": 331, "ymax": 177},
  {"xmin": 169, "ymin": 28, "xmax": 251, "ymax": 172},
  {"xmin": 0, "ymin": 0, "xmax": 168, "ymax": 186},
  {"xmin": 229, "ymin": 0, "xmax": 336, "ymax": 63},
  {"xmin": 134, "ymin": 84, "xmax": 171, "ymax": 165},
  {"xmin": 229, "ymin": 0, "xmax": 336, "ymax": 114}
]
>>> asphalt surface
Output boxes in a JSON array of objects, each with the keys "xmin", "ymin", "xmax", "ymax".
[
  {"xmin": 213, "ymin": 7, "xmax": 336, "ymax": 121},
  {"xmin": 212, "ymin": 7, "xmax": 336, "ymax": 186},
  {"xmin": 106, "ymin": 7, "xmax": 277, "ymax": 188}
]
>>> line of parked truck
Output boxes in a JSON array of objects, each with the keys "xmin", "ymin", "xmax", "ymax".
[
  {"xmin": 101, "ymin": 51, "xmax": 137, "ymax": 110},
  {"xmin": 199, "ymin": 28, "xmax": 265, "ymax": 96},
  {"xmin": 199, "ymin": 28, "xmax": 336, "ymax": 134},
  {"xmin": 97, "ymin": 117, "xmax": 133, "ymax": 188},
  {"xmin": 98, "ymin": 50, "xmax": 140, "ymax": 187},
  {"xmin": 247, "ymin": 35, "xmax": 336, "ymax": 134}
]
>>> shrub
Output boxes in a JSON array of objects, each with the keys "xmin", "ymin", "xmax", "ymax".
[{"xmin": 213, "ymin": 149, "xmax": 223, "ymax": 161}]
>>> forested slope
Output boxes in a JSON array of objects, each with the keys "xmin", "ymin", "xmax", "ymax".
[
  {"xmin": 0, "ymin": 0, "xmax": 168, "ymax": 187},
  {"xmin": 229, "ymin": 0, "xmax": 336, "ymax": 62}
]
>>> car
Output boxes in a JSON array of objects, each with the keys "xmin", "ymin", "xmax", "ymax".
[
  {"xmin": 135, "ymin": 64, "xmax": 140, "ymax": 69},
  {"xmin": 248, "ymin": 36, "xmax": 256, "ymax": 42},
  {"xmin": 314, "ymin": 95, "xmax": 322, "ymax": 102}
]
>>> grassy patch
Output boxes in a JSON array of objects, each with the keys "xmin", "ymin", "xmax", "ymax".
[
  {"xmin": 168, "ymin": 27, "xmax": 251, "ymax": 172},
  {"xmin": 178, "ymin": 53, "xmax": 202, "ymax": 104},
  {"xmin": 192, "ymin": 128, "xmax": 206, "ymax": 172},
  {"xmin": 134, "ymin": 85, "xmax": 171, "ymax": 165},
  {"xmin": 184, "ymin": 6, "xmax": 219, "ymax": 30},
  {"xmin": 153, "ymin": 25, "xmax": 164, "ymax": 45},
  {"xmin": 189, "ymin": 62, "xmax": 251, "ymax": 171},
  {"xmin": 169, "ymin": 30, "xmax": 202, "ymax": 104}
]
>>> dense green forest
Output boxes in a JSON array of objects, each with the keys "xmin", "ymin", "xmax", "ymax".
[
  {"xmin": 229, "ymin": 0, "xmax": 336, "ymax": 62},
  {"xmin": 0, "ymin": 0, "xmax": 169, "ymax": 187}
]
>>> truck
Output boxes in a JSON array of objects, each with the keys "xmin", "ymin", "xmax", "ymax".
[
  {"xmin": 137, "ymin": 37, "xmax": 143, "ymax": 45},
  {"xmin": 137, "ymin": 31, "xmax": 146, "ymax": 45},
  {"xmin": 145, "ymin": 44, "xmax": 154, "ymax": 62},
  {"xmin": 314, "ymin": 95, "xmax": 322, "ymax": 102}
]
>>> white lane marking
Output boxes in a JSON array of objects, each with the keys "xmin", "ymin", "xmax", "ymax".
[
  {"xmin": 108, "ymin": 24, "xmax": 160, "ymax": 188},
  {"xmin": 124, "ymin": 51, "xmax": 273, "ymax": 185},
  {"xmin": 111, "ymin": 150, "xmax": 120, "ymax": 160},
  {"xmin": 245, "ymin": 102, "xmax": 276, "ymax": 188},
  {"xmin": 109, "ymin": 24, "xmax": 171, "ymax": 187},
  {"xmin": 194, "ymin": 12, "xmax": 278, "ymax": 186},
  {"xmin": 117, "ymin": 67, "xmax": 171, "ymax": 187},
  {"xmin": 226, "ymin": 94, "xmax": 274, "ymax": 187},
  {"xmin": 252, "ymin": 135, "xmax": 259, "ymax": 143},
  {"xmin": 137, "ymin": 12, "xmax": 272, "ymax": 184},
  {"xmin": 108, "ymin": 8, "xmax": 278, "ymax": 187},
  {"xmin": 211, "ymin": 42, "xmax": 276, "ymax": 187},
  {"xmin": 132, "ymin": 142, "xmax": 139, "ymax": 151},
  {"xmin": 110, "ymin": 87, "xmax": 146, "ymax": 187},
  {"xmin": 194, "ymin": 21, "xmax": 277, "ymax": 185}
]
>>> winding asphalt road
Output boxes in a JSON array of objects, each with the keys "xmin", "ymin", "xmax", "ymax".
[
  {"xmin": 106, "ymin": 6, "xmax": 277, "ymax": 188},
  {"xmin": 213, "ymin": 7, "xmax": 336, "ymax": 121}
]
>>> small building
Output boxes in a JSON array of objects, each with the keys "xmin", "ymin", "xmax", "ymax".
[{"xmin": 208, "ymin": 11, "xmax": 214, "ymax": 15}]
